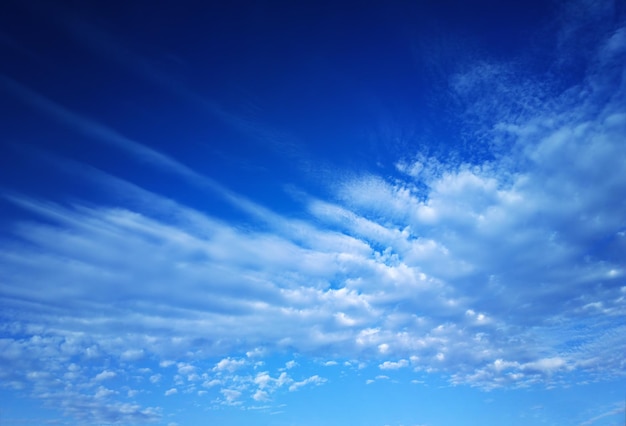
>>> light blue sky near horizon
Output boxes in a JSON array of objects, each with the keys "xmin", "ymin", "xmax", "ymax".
[{"xmin": 1, "ymin": 1, "xmax": 625, "ymax": 425}]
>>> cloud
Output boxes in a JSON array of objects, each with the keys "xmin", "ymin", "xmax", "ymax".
[
  {"xmin": 0, "ymin": 2, "xmax": 624, "ymax": 422},
  {"xmin": 121, "ymin": 349, "xmax": 144, "ymax": 361},
  {"xmin": 177, "ymin": 363, "xmax": 195, "ymax": 375},
  {"xmin": 367, "ymin": 374, "xmax": 391, "ymax": 385},
  {"xmin": 579, "ymin": 402, "xmax": 626, "ymax": 425},
  {"xmin": 288, "ymin": 375, "xmax": 326, "ymax": 392},
  {"xmin": 522, "ymin": 357, "xmax": 567, "ymax": 374},
  {"xmin": 94, "ymin": 370, "xmax": 116, "ymax": 381},
  {"xmin": 202, "ymin": 379, "xmax": 221, "ymax": 388},
  {"xmin": 95, "ymin": 386, "xmax": 116, "ymax": 399},
  {"xmin": 214, "ymin": 358, "xmax": 247, "ymax": 373},
  {"xmin": 252, "ymin": 389, "xmax": 269, "ymax": 402},
  {"xmin": 0, "ymin": 75, "xmax": 212, "ymax": 188},
  {"xmin": 254, "ymin": 371, "xmax": 292, "ymax": 392},
  {"xmin": 379, "ymin": 359, "xmax": 409, "ymax": 370},
  {"xmin": 220, "ymin": 389, "xmax": 242, "ymax": 405},
  {"xmin": 246, "ymin": 347, "xmax": 267, "ymax": 358},
  {"xmin": 23, "ymin": 1, "xmax": 312, "ymax": 173}
]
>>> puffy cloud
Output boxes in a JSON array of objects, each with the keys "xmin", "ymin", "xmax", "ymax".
[
  {"xmin": 202, "ymin": 379, "xmax": 221, "ymax": 388},
  {"xmin": 164, "ymin": 388, "xmax": 178, "ymax": 396},
  {"xmin": 379, "ymin": 359, "xmax": 409, "ymax": 370},
  {"xmin": 121, "ymin": 349, "xmax": 144, "ymax": 361},
  {"xmin": 288, "ymin": 375, "xmax": 326, "ymax": 392},
  {"xmin": 177, "ymin": 363, "xmax": 195, "ymax": 375},
  {"xmin": 254, "ymin": 371, "xmax": 292, "ymax": 392},
  {"xmin": 522, "ymin": 357, "xmax": 567, "ymax": 374},
  {"xmin": 214, "ymin": 358, "xmax": 246, "ymax": 373},
  {"xmin": 95, "ymin": 386, "xmax": 116, "ymax": 399},
  {"xmin": 94, "ymin": 370, "xmax": 116, "ymax": 381},
  {"xmin": 220, "ymin": 389, "xmax": 242, "ymax": 405},
  {"xmin": 252, "ymin": 389, "xmax": 269, "ymax": 401}
]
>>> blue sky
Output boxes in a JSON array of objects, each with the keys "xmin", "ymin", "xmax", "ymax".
[{"xmin": 1, "ymin": 1, "xmax": 625, "ymax": 425}]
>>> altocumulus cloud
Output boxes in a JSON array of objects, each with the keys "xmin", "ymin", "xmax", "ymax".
[{"xmin": 0, "ymin": 3, "xmax": 625, "ymax": 424}]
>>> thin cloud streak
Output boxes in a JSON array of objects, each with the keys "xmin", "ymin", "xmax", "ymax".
[
  {"xmin": 0, "ymin": 74, "xmax": 312, "ymax": 233},
  {"xmin": 17, "ymin": 0, "xmax": 313, "ymax": 172}
]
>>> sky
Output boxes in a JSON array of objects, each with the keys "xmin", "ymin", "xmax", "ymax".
[{"xmin": 0, "ymin": 0, "xmax": 625, "ymax": 425}]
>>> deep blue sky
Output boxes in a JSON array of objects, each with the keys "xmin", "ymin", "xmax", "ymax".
[{"xmin": 1, "ymin": 1, "xmax": 625, "ymax": 425}]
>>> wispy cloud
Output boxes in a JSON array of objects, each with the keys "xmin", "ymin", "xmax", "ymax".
[
  {"xmin": 0, "ymin": 1, "xmax": 625, "ymax": 423},
  {"xmin": 579, "ymin": 402, "xmax": 626, "ymax": 425},
  {"xmin": 13, "ymin": 0, "xmax": 313, "ymax": 173}
]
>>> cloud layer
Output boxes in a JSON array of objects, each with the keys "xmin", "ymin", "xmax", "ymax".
[{"xmin": 1, "ymin": 2, "xmax": 625, "ymax": 424}]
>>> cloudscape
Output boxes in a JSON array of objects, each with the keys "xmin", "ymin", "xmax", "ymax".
[{"xmin": 0, "ymin": 1, "xmax": 625, "ymax": 425}]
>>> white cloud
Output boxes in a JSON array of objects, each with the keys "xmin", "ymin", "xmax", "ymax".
[
  {"xmin": 246, "ymin": 347, "xmax": 266, "ymax": 358},
  {"xmin": 202, "ymin": 379, "xmax": 221, "ymax": 388},
  {"xmin": 579, "ymin": 402, "xmax": 626, "ymax": 426},
  {"xmin": 94, "ymin": 386, "xmax": 116, "ymax": 399},
  {"xmin": 288, "ymin": 375, "xmax": 326, "ymax": 392},
  {"xmin": 254, "ymin": 371, "xmax": 292, "ymax": 392},
  {"xmin": 121, "ymin": 349, "xmax": 144, "ymax": 361},
  {"xmin": 221, "ymin": 389, "xmax": 242, "ymax": 405},
  {"xmin": 522, "ymin": 357, "xmax": 567, "ymax": 374},
  {"xmin": 94, "ymin": 370, "xmax": 116, "ymax": 381},
  {"xmin": 214, "ymin": 358, "xmax": 246, "ymax": 373},
  {"xmin": 0, "ymin": 4, "xmax": 624, "ymax": 422},
  {"xmin": 252, "ymin": 389, "xmax": 269, "ymax": 401},
  {"xmin": 254, "ymin": 372, "xmax": 273, "ymax": 390},
  {"xmin": 164, "ymin": 388, "xmax": 178, "ymax": 396},
  {"xmin": 379, "ymin": 359, "xmax": 409, "ymax": 370},
  {"xmin": 177, "ymin": 363, "xmax": 195, "ymax": 375}
]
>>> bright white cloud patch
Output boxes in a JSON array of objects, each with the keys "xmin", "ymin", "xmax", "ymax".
[
  {"xmin": 379, "ymin": 360, "xmax": 409, "ymax": 370},
  {"xmin": 94, "ymin": 370, "xmax": 116, "ymax": 381}
]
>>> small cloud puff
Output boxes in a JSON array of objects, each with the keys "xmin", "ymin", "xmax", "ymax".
[
  {"xmin": 253, "ymin": 389, "xmax": 269, "ymax": 401},
  {"xmin": 214, "ymin": 357, "xmax": 246, "ymax": 373},
  {"xmin": 221, "ymin": 389, "xmax": 242, "ymax": 405},
  {"xmin": 379, "ymin": 359, "xmax": 409, "ymax": 370},
  {"xmin": 120, "ymin": 349, "xmax": 144, "ymax": 361},
  {"xmin": 95, "ymin": 386, "xmax": 116, "ymax": 399},
  {"xmin": 94, "ymin": 370, "xmax": 116, "ymax": 381},
  {"xmin": 288, "ymin": 375, "xmax": 326, "ymax": 392}
]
